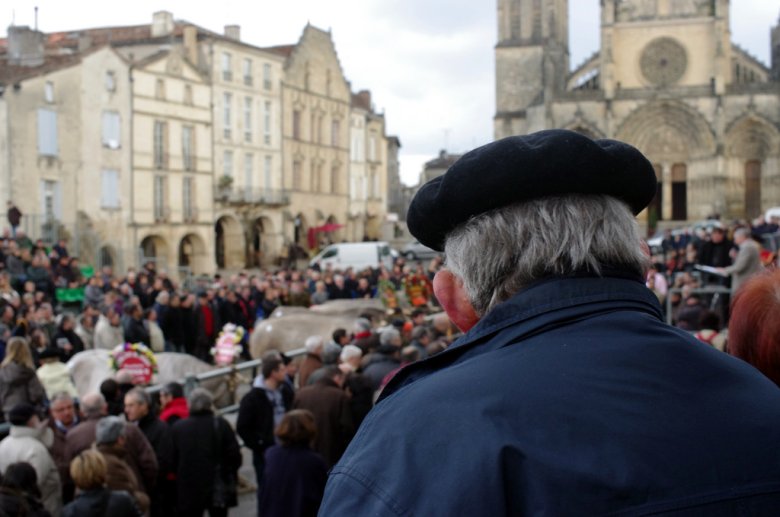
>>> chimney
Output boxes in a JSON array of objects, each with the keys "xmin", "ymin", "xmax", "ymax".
[
  {"xmin": 224, "ymin": 25, "xmax": 241, "ymax": 41},
  {"xmin": 7, "ymin": 26, "xmax": 45, "ymax": 67},
  {"xmin": 357, "ymin": 89, "xmax": 372, "ymax": 109},
  {"xmin": 78, "ymin": 34, "xmax": 93, "ymax": 52},
  {"xmin": 183, "ymin": 25, "xmax": 198, "ymax": 65},
  {"xmin": 151, "ymin": 11, "xmax": 174, "ymax": 37}
]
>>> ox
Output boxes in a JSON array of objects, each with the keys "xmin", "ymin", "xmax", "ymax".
[{"xmin": 67, "ymin": 350, "xmax": 235, "ymax": 406}]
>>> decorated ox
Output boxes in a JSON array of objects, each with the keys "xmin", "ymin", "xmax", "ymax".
[
  {"xmin": 310, "ymin": 299, "xmax": 386, "ymax": 321},
  {"xmin": 67, "ymin": 350, "xmax": 235, "ymax": 406},
  {"xmin": 250, "ymin": 312, "xmax": 355, "ymax": 358}
]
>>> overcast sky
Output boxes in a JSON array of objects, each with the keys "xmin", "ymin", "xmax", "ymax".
[{"xmin": 2, "ymin": 1, "xmax": 776, "ymax": 185}]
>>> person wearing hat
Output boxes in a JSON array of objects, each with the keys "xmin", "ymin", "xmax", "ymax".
[
  {"xmin": 319, "ymin": 130, "xmax": 780, "ymax": 514},
  {"xmin": 0, "ymin": 402, "xmax": 61, "ymax": 516}
]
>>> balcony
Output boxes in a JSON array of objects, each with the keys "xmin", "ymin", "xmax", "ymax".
[{"xmin": 214, "ymin": 186, "xmax": 291, "ymax": 206}]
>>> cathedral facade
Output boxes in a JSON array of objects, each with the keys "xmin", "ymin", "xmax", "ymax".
[{"xmin": 495, "ymin": 0, "xmax": 780, "ymax": 228}]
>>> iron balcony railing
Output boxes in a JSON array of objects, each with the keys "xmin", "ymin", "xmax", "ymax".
[{"xmin": 213, "ymin": 186, "xmax": 291, "ymax": 206}]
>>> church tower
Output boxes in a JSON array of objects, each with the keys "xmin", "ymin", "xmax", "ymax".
[{"xmin": 494, "ymin": 0, "xmax": 569, "ymax": 139}]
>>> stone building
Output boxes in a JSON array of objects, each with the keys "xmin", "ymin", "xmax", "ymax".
[
  {"xmin": 1, "ymin": 12, "xmax": 397, "ymax": 273},
  {"xmin": 495, "ymin": 0, "xmax": 780, "ymax": 230}
]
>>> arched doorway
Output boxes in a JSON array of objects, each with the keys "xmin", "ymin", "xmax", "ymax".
[
  {"xmin": 294, "ymin": 213, "xmax": 309, "ymax": 250},
  {"xmin": 215, "ymin": 215, "xmax": 244, "ymax": 270},
  {"xmin": 179, "ymin": 233, "xmax": 208, "ymax": 274},
  {"xmin": 139, "ymin": 235, "xmax": 168, "ymax": 269},
  {"xmin": 98, "ymin": 245, "xmax": 117, "ymax": 270},
  {"xmin": 249, "ymin": 216, "xmax": 274, "ymax": 268},
  {"xmin": 744, "ymin": 160, "xmax": 762, "ymax": 220}
]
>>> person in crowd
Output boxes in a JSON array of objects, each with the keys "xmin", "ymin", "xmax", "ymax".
[
  {"xmin": 99, "ymin": 379, "xmax": 124, "ymax": 416},
  {"xmin": 94, "ymin": 306, "xmax": 123, "ymax": 350},
  {"xmin": 171, "ymin": 388, "xmax": 241, "ymax": 517},
  {"xmin": 717, "ymin": 227, "xmax": 765, "ymax": 294},
  {"xmin": 64, "ymin": 393, "xmax": 157, "ymax": 495},
  {"xmin": 338, "ymin": 345, "xmax": 373, "ymax": 430},
  {"xmin": 362, "ymin": 328, "xmax": 402, "ymax": 392},
  {"xmin": 124, "ymin": 387, "xmax": 174, "ymax": 517},
  {"xmin": 0, "ymin": 403, "xmax": 61, "ymax": 515},
  {"xmin": 0, "ymin": 462, "xmax": 50, "ymax": 517},
  {"xmin": 351, "ymin": 317, "xmax": 379, "ymax": 353},
  {"xmin": 94, "ymin": 416, "xmax": 150, "ymax": 513},
  {"xmin": 319, "ymin": 129, "xmax": 780, "ymax": 514},
  {"xmin": 122, "ymin": 304, "xmax": 149, "ymax": 346},
  {"xmin": 0, "ymin": 337, "xmax": 46, "ymax": 419},
  {"xmin": 258, "ymin": 409, "xmax": 328, "ymax": 517},
  {"xmin": 310, "ymin": 281, "xmax": 329, "ymax": 305},
  {"xmin": 298, "ymin": 336, "xmax": 324, "ymax": 387},
  {"xmin": 694, "ymin": 310, "xmax": 727, "ymax": 351},
  {"xmin": 728, "ymin": 269, "xmax": 779, "ymax": 385},
  {"xmin": 158, "ymin": 382, "xmax": 189, "ymax": 425},
  {"xmin": 35, "ymin": 348, "xmax": 78, "ymax": 401},
  {"xmin": 74, "ymin": 312, "xmax": 96, "ymax": 350},
  {"xmin": 237, "ymin": 355, "xmax": 290, "ymax": 503},
  {"xmin": 6, "ymin": 202, "xmax": 22, "ymax": 238},
  {"xmin": 327, "ymin": 274, "xmax": 352, "ymax": 300},
  {"xmin": 63, "ymin": 449, "xmax": 142, "ymax": 517},
  {"xmin": 293, "ymin": 366, "xmax": 353, "ymax": 468},
  {"xmin": 408, "ymin": 325, "xmax": 432, "ymax": 360},
  {"xmin": 46, "ymin": 392, "xmax": 79, "ymax": 503},
  {"xmin": 144, "ymin": 308, "xmax": 165, "ymax": 353}
]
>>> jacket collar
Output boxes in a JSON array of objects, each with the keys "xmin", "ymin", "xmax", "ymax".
[{"xmin": 379, "ymin": 274, "xmax": 662, "ymax": 402}]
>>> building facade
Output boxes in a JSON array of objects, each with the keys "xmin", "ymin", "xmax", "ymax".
[{"xmin": 495, "ymin": 0, "xmax": 780, "ymax": 230}]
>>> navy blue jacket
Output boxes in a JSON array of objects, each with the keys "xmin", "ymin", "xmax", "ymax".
[{"xmin": 319, "ymin": 275, "xmax": 780, "ymax": 516}]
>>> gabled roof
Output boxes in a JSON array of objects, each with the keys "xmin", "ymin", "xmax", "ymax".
[
  {"xmin": 263, "ymin": 45, "xmax": 295, "ymax": 58},
  {"xmin": 0, "ymin": 45, "xmax": 114, "ymax": 86}
]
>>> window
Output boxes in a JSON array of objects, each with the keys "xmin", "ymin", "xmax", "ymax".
[
  {"xmin": 331, "ymin": 119, "xmax": 340, "ymax": 146},
  {"xmin": 155, "ymin": 79, "xmax": 165, "ymax": 100},
  {"xmin": 105, "ymin": 71, "xmax": 116, "ymax": 92},
  {"xmin": 223, "ymin": 93, "xmax": 232, "ymax": 139},
  {"xmin": 245, "ymin": 153, "xmax": 254, "ymax": 193},
  {"xmin": 182, "ymin": 126, "xmax": 195, "ymax": 171},
  {"xmin": 293, "ymin": 160, "xmax": 302, "ymax": 189},
  {"xmin": 153, "ymin": 121, "xmax": 167, "ymax": 169},
  {"xmin": 153, "ymin": 175, "xmax": 167, "ymax": 221},
  {"xmin": 293, "ymin": 110, "xmax": 301, "ymax": 140},
  {"xmin": 243, "ymin": 58, "xmax": 252, "ymax": 86},
  {"xmin": 311, "ymin": 162, "xmax": 319, "ymax": 192},
  {"xmin": 40, "ymin": 180, "xmax": 62, "ymax": 221},
  {"xmin": 244, "ymin": 97, "xmax": 253, "ymax": 143},
  {"xmin": 368, "ymin": 133, "xmax": 377, "ymax": 161},
  {"xmin": 101, "ymin": 170, "xmax": 120, "ymax": 208},
  {"xmin": 263, "ymin": 63, "xmax": 272, "ymax": 90},
  {"xmin": 183, "ymin": 177, "xmax": 194, "ymax": 221},
  {"xmin": 184, "ymin": 85, "xmax": 193, "ymax": 106},
  {"xmin": 331, "ymin": 165, "xmax": 340, "ymax": 194},
  {"xmin": 310, "ymin": 113, "xmax": 317, "ymax": 142},
  {"xmin": 372, "ymin": 168, "xmax": 380, "ymax": 198},
  {"xmin": 263, "ymin": 101, "xmax": 272, "ymax": 145},
  {"xmin": 44, "ymin": 81, "xmax": 54, "ymax": 103},
  {"xmin": 264, "ymin": 156, "xmax": 272, "ymax": 190},
  {"xmin": 37, "ymin": 109, "xmax": 58, "ymax": 157},
  {"xmin": 101, "ymin": 111, "xmax": 121, "ymax": 149},
  {"xmin": 223, "ymin": 150, "xmax": 233, "ymax": 177},
  {"xmin": 222, "ymin": 52, "xmax": 232, "ymax": 81}
]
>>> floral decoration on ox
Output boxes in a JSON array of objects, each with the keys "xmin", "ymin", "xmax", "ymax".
[
  {"xmin": 110, "ymin": 342, "xmax": 158, "ymax": 385},
  {"xmin": 211, "ymin": 323, "xmax": 245, "ymax": 366}
]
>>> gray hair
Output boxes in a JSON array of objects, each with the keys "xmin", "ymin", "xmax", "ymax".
[
  {"xmin": 733, "ymin": 227, "xmax": 750, "ymax": 240},
  {"xmin": 187, "ymin": 387, "xmax": 213, "ymax": 413},
  {"xmin": 304, "ymin": 335, "xmax": 324, "ymax": 354},
  {"xmin": 339, "ymin": 344, "xmax": 362, "ymax": 363},
  {"xmin": 95, "ymin": 416, "xmax": 125, "ymax": 445},
  {"xmin": 379, "ymin": 328, "xmax": 401, "ymax": 346},
  {"xmin": 445, "ymin": 194, "xmax": 649, "ymax": 316},
  {"xmin": 125, "ymin": 387, "xmax": 150, "ymax": 407},
  {"xmin": 50, "ymin": 392, "xmax": 74, "ymax": 405},
  {"xmin": 81, "ymin": 393, "xmax": 107, "ymax": 419}
]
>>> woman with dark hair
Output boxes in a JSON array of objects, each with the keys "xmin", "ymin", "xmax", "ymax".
[
  {"xmin": 728, "ymin": 269, "xmax": 780, "ymax": 386},
  {"xmin": 53, "ymin": 314, "xmax": 85, "ymax": 362},
  {"xmin": 0, "ymin": 462, "xmax": 50, "ymax": 516},
  {"xmin": 258, "ymin": 409, "xmax": 328, "ymax": 517}
]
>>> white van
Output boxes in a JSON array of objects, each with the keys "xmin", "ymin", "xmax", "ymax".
[{"xmin": 309, "ymin": 242, "xmax": 394, "ymax": 272}]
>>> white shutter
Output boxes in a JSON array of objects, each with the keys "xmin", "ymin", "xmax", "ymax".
[
  {"xmin": 102, "ymin": 111, "xmax": 121, "ymax": 149},
  {"xmin": 37, "ymin": 109, "xmax": 58, "ymax": 156},
  {"xmin": 53, "ymin": 181, "xmax": 63, "ymax": 220},
  {"xmin": 101, "ymin": 170, "xmax": 119, "ymax": 208}
]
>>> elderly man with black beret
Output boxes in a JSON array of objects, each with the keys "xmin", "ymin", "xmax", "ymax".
[{"xmin": 318, "ymin": 130, "xmax": 780, "ymax": 515}]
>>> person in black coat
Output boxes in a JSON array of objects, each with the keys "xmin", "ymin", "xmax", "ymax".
[
  {"xmin": 0, "ymin": 462, "xmax": 51, "ymax": 517},
  {"xmin": 171, "ymin": 388, "xmax": 241, "ymax": 517},
  {"xmin": 124, "ymin": 388, "xmax": 174, "ymax": 517},
  {"xmin": 122, "ymin": 304, "xmax": 149, "ymax": 346},
  {"xmin": 258, "ymin": 410, "xmax": 328, "ymax": 517},
  {"xmin": 63, "ymin": 450, "xmax": 142, "ymax": 517},
  {"xmin": 53, "ymin": 314, "xmax": 85, "ymax": 362}
]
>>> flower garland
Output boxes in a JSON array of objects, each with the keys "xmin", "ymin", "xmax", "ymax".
[
  {"xmin": 110, "ymin": 342, "xmax": 158, "ymax": 373},
  {"xmin": 210, "ymin": 323, "xmax": 245, "ymax": 366}
]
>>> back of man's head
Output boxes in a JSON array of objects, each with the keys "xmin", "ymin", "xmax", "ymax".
[
  {"xmin": 161, "ymin": 382, "xmax": 184, "ymax": 399},
  {"xmin": 95, "ymin": 416, "xmax": 125, "ymax": 445},
  {"xmin": 81, "ymin": 392, "xmax": 107, "ymax": 419},
  {"xmin": 304, "ymin": 335, "xmax": 324, "ymax": 355}
]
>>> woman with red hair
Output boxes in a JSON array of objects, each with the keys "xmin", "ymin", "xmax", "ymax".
[{"xmin": 728, "ymin": 269, "xmax": 780, "ymax": 386}]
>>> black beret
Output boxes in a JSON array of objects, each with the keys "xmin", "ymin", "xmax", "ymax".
[
  {"xmin": 7, "ymin": 403, "xmax": 37, "ymax": 426},
  {"xmin": 407, "ymin": 129, "xmax": 657, "ymax": 251}
]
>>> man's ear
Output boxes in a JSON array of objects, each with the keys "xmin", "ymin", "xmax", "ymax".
[{"xmin": 433, "ymin": 269, "xmax": 480, "ymax": 333}]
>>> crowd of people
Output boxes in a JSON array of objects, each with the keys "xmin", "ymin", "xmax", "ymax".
[{"xmin": 646, "ymin": 216, "xmax": 777, "ymax": 346}]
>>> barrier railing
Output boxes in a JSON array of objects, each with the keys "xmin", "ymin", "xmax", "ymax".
[{"xmin": 144, "ymin": 347, "xmax": 307, "ymax": 415}]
